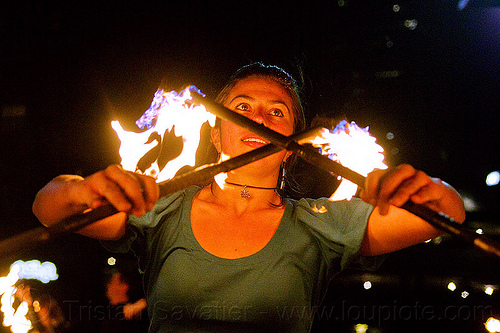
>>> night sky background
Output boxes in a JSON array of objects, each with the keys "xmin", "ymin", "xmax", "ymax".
[{"xmin": 1, "ymin": 1, "xmax": 499, "ymax": 332}]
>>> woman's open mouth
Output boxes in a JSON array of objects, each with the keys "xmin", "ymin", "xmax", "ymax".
[{"xmin": 242, "ymin": 136, "xmax": 268, "ymax": 146}]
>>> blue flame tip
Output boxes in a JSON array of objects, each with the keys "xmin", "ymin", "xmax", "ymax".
[{"xmin": 188, "ymin": 85, "xmax": 206, "ymax": 97}]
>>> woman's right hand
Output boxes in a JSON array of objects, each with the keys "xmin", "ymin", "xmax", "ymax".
[
  {"xmin": 32, "ymin": 164, "xmax": 159, "ymax": 239},
  {"xmin": 71, "ymin": 164, "xmax": 159, "ymax": 217}
]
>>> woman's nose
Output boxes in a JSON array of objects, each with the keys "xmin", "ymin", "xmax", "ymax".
[{"xmin": 250, "ymin": 110, "xmax": 266, "ymax": 125}]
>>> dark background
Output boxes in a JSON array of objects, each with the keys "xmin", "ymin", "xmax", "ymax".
[{"xmin": 1, "ymin": 1, "xmax": 499, "ymax": 332}]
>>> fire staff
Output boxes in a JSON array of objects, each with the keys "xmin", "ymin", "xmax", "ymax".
[{"xmin": 32, "ymin": 63, "xmax": 465, "ymax": 333}]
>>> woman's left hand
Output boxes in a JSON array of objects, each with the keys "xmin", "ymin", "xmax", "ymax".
[
  {"xmin": 360, "ymin": 164, "xmax": 465, "ymax": 222},
  {"xmin": 359, "ymin": 164, "xmax": 466, "ymax": 256}
]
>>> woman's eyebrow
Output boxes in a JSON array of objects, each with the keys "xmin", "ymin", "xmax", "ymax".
[
  {"xmin": 230, "ymin": 95, "xmax": 290, "ymax": 111},
  {"xmin": 229, "ymin": 94, "xmax": 254, "ymax": 104},
  {"xmin": 269, "ymin": 100, "xmax": 291, "ymax": 112}
]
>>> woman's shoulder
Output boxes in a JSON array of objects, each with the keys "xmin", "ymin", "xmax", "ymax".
[
  {"xmin": 283, "ymin": 196, "xmax": 378, "ymax": 268},
  {"xmin": 287, "ymin": 195, "xmax": 371, "ymax": 213},
  {"xmin": 128, "ymin": 185, "xmax": 202, "ymax": 229},
  {"xmin": 284, "ymin": 195, "xmax": 374, "ymax": 232}
]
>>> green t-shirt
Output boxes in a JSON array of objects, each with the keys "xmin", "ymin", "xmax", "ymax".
[{"xmin": 103, "ymin": 186, "xmax": 381, "ymax": 332}]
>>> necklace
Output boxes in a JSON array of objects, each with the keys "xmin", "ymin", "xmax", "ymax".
[{"xmin": 224, "ymin": 181, "xmax": 276, "ymax": 199}]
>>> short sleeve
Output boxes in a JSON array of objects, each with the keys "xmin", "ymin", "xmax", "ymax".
[
  {"xmin": 101, "ymin": 186, "xmax": 198, "ymax": 253},
  {"xmin": 293, "ymin": 197, "xmax": 385, "ymax": 271}
]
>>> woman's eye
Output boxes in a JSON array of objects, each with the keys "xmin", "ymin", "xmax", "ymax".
[
  {"xmin": 270, "ymin": 109, "xmax": 284, "ymax": 117},
  {"xmin": 235, "ymin": 103, "xmax": 250, "ymax": 112}
]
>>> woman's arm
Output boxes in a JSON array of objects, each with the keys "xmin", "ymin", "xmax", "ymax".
[
  {"xmin": 32, "ymin": 164, "xmax": 159, "ymax": 240},
  {"xmin": 359, "ymin": 164, "xmax": 466, "ymax": 256}
]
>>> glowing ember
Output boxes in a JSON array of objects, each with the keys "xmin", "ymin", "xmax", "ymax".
[
  {"xmin": 112, "ymin": 86, "xmax": 216, "ymax": 182},
  {"xmin": 0, "ymin": 264, "xmax": 32, "ymax": 333},
  {"xmin": 485, "ymin": 317, "xmax": 500, "ymax": 333},
  {"xmin": 309, "ymin": 120, "xmax": 387, "ymax": 201}
]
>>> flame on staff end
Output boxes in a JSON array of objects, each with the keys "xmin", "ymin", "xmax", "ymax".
[
  {"xmin": 112, "ymin": 87, "xmax": 216, "ymax": 182},
  {"xmin": 0, "ymin": 264, "xmax": 32, "ymax": 333},
  {"xmin": 309, "ymin": 120, "xmax": 387, "ymax": 201}
]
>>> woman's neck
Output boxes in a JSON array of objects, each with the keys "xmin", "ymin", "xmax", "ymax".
[{"xmin": 200, "ymin": 181, "xmax": 283, "ymax": 216}]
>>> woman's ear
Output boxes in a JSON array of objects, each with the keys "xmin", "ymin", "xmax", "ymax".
[{"xmin": 211, "ymin": 126, "xmax": 221, "ymax": 153}]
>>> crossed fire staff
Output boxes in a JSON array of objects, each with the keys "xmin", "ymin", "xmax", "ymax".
[{"xmin": 1, "ymin": 87, "xmax": 499, "ymax": 259}]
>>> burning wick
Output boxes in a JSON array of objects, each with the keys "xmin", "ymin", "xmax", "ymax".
[
  {"xmin": 112, "ymin": 86, "xmax": 216, "ymax": 182},
  {"xmin": 309, "ymin": 120, "xmax": 387, "ymax": 201}
]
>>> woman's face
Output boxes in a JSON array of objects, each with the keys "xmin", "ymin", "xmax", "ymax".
[{"xmin": 211, "ymin": 77, "xmax": 295, "ymax": 161}]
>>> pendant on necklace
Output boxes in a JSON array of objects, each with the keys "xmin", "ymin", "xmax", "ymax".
[{"xmin": 240, "ymin": 185, "xmax": 250, "ymax": 199}]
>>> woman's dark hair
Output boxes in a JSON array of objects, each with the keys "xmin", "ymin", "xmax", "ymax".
[{"xmin": 215, "ymin": 62, "xmax": 307, "ymax": 199}]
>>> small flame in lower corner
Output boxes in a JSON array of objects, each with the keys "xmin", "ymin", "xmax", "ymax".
[{"xmin": 0, "ymin": 264, "xmax": 32, "ymax": 333}]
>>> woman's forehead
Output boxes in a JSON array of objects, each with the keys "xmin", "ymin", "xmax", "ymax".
[{"xmin": 228, "ymin": 77, "xmax": 292, "ymax": 101}]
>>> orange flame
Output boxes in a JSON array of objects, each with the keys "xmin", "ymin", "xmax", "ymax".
[
  {"xmin": 309, "ymin": 121, "xmax": 387, "ymax": 201},
  {"xmin": 112, "ymin": 87, "xmax": 216, "ymax": 182},
  {"xmin": 0, "ymin": 264, "xmax": 32, "ymax": 333}
]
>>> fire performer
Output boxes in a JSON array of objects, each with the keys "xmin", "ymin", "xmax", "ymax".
[{"xmin": 32, "ymin": 63, "xmax": 465, "ymax": 332}]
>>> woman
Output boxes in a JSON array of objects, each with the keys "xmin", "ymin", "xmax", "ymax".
[{"xmin": 33, "ymin": 63, "xmax": 465, "ymax": 332}]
